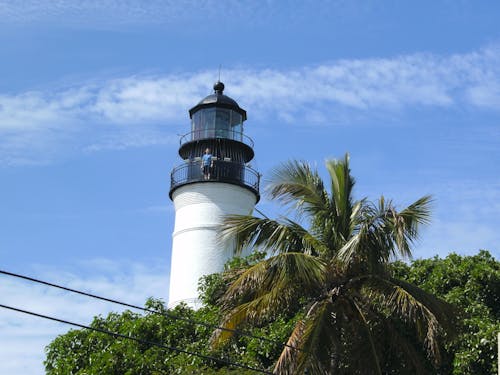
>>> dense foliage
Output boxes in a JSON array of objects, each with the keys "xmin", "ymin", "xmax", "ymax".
[
  {"xmin": 392, "ymin": 250, "xmax": 500, "ymax": 375},
  {"xmin": 45, "ymin": 250, "xmax": 499, "ymax": 374},
  {"xmin": 45, "ymin": 300, "xmax": 222, "ymax": 374},
  {"xmin": 45, "ymin": 253, "xmax": 294, "ymax": 375}
]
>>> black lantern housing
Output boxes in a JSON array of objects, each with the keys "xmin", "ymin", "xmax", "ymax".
[{"xmin": 169, "ymin": 82, "xmax": 260, "ymax": 201}]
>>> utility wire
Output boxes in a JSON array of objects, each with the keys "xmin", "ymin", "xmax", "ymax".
[
  {"xmin": 0, "ymin": 269, "xmax": 303, "ymax": 354},
  {"xmin": 0, "ymin": 303, "xmax": 273, "ymax": 374},
  {"xmin": 254, "ymin": 207, "xmax": 270, "ymax": 219}
]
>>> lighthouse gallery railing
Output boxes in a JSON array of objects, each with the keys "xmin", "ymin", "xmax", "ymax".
[
  {"xmin": 178, "ymin": 130, "xmax": 254, "ymax": 149},
  {"xmin": 170, "ymin": 159, "xmax": 260, "ymax": 194}
]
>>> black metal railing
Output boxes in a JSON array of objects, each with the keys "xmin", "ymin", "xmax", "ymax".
[
  {"xmin": 170, "ymin": 160, "xmax": 260, "ymax": 196},
  {"xmin": 179, "ymin": 130, "xmax": 254, "ymax": 149}
]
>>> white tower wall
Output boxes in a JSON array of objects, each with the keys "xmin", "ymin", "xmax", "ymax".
[{"xmin": 168, "ymin": 182, "xmax": 257, "ymax": 307}]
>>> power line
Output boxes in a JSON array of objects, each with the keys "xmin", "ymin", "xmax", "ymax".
[
  {"xmin": 0, "ymin": 269, "xmax": 303, "ymax": 354},
  {"xmin": 0, "ymin": 303, "xmax": 273, "ymax": 375}
]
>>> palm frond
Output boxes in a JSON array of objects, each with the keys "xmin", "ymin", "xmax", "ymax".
[
  {"xmin": 222, "ymin": 253, "xmax": 326, "ymax": 306},
  {"xmin": 388, "ymin": 195, "xmax": 432, "ymax": 258},
  {"xmin": 325, "ymin": 153, "xmax": 355, "ymax": 239},
  {"xmin": 340, "ymin": 289, "xmax": 432, "ymax": 374},
  {"xmin": 273, "ymin": 318, "xmax": 306, "ymax": 375},
  {"xmin": 211, "ymin": 253, "xmax": 327, "ymax": 347},
  {"xmin": 266, "ymin": 160, "xmax": 330, "ymax": 220},
  {"xmin": 212, "ymin": 289, "xmax": 291, "ymax": 347},
  {"xmin": 381, "ymin": 317, "xmax": 430, "ymax": 375},
  {"xmin": 219, "ymin": 215, "xmax": 327, "ymax": 256},
  {"xmin": 214, "ymin": 284, "xmax": 316, "ymax": 348},
  {"xmin": 376, "ymin": 277, "xmax": 456, "ymax": 365},
  {"xmin": 274, "ymin": 298, "xmax": 339, "ymax": 375},
  {"xmin": 337, "ymin": 196, "xmax": 432, "ymax": 271},
  {"xmin": 348, "ymin": 297, "xmax": 382, "ymax": 375},
  {"xmin": 388, "ymin": 286, "xmax": 442, "ymax": 364}
]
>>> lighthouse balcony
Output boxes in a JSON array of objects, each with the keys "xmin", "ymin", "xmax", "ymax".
[
  {"xmin": 179, "ymin": 130, "xmax": 254, "ymax": 148},
  {"xmin": 169, "ymin": 159, "xmax": 260, "ymax": 200},
  {"xmin": 178, "ymin": 131, "xmax": 255, "ymax": 162}
]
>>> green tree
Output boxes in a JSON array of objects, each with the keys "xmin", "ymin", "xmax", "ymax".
[
  {"xmin": 392, "ymin": 250, "xmax": 500, "ymax": 375},
  {"xmin": 212, "ymin": 154, "xmax": 456, "ymax": 374},
  {"xmin": 44, "ymin": 299, "xmax": 258, "ymax": 375},
  {"xmin": 44, "ymin": 250, "xmax": 498, "ymax": 374},
  {"xmin": 45, "ymin": 254, "xmax": 294, "ymax": 375}
]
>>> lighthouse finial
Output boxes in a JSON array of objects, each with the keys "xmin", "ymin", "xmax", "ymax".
[{"xmin": 214, "ymin": 80, "xmax": 224, "ymax": 95}]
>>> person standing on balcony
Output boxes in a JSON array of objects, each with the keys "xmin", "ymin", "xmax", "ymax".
[{"xmin": 201, "ymin": 148, "xmax": 213, "ymax": 180}]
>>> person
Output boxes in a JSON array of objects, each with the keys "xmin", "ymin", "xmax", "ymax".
[{"xmin": 201, "ymin": 148, "xmax": 213, "ymax": 180}]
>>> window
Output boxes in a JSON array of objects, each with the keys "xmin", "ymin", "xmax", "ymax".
[
  {"xmin": 191, "ymin": 108, "xmax": 244, "ymax": 141},
  {"xmin": 191, "ymin": 112, "xmax": 202, "ymax": 140},
  {"xmin": 215, "ymin": 109, "xmax": 230, "ymax": 138},
  {"xmin": 203, "ymin": 108, "xmax": 216, "ymax": 138},
  {"xmin": 231, "ymin": 112, "xmax": 243, "ymax": 141}
]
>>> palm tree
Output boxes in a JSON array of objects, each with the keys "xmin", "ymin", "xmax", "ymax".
[{"xmin": 211, "ymin": 154, "xmax": 455, "ymax": 374}]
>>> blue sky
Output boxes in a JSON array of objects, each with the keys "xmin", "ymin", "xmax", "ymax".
[{"xmin": 0, "ymin": 1, "xmax": 499, "ymax": 373}]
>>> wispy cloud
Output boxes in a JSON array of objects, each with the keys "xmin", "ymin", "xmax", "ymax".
[
  {"xmin": 0, "ymin": 0, "xmax": 272, "ymax": 28},
  {"xmin": 83, "ymin": 130, "xmax": 178, "ymax": 152},
  {"xmin": 0, "ymin": 259, "xmax": 169, "ymax": 375},
  {"xmin": 1, "ymin": 45, "xmax": 500, "ymax": 164}
]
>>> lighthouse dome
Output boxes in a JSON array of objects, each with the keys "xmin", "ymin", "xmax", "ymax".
[{"xmin": 189, "ymin": 81, "xmax": 247, "ymax": 120}]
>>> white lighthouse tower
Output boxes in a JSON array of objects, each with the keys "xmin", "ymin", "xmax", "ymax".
[{"xmin": 168, "ymin": 81, "xmax": 260, "ymax": 307}]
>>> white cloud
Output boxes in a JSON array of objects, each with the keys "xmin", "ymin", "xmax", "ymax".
[
  {"xmin": 1, "ymin": 45, "xmax": 500, "ymax": 164},
  {"xmin": 0, "ymin": 0, "xmax": 267, "ymax": 28},
  {"xmin": 0, "ymin": 91, "xmax": 79, "ymax": 131},
  {"xmin": 467, "ymin": 83, "xmax": 500, "ymax": 109},
  {"xmin": 0, "ymin": 259, "xmax": 169, "ymax": 375},
  {"xmin": 83, "ymin": 130, "xmax": 178, "ymax": 152},
  {"xmin": 91, "ymin": 76, "xmax": 205, "ymax": 124}
]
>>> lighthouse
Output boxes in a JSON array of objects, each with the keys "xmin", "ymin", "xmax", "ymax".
[{"xmin": 168, "ymin": 81, "xmax": 260, "ymax": 307}]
